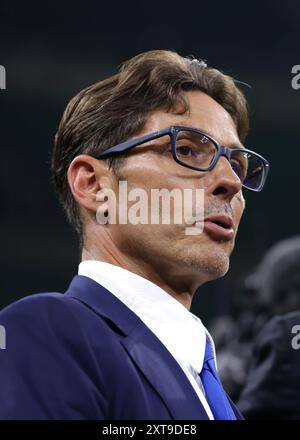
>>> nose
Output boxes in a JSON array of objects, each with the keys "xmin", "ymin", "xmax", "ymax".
[{"xmin": 206, "ymin": 156, "xmax": 242, "ymax": 201}]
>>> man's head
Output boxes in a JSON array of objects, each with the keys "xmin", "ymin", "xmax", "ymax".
[{"xmin": 52, "ymin": 50, "xmax": 251, "ymax": 299}]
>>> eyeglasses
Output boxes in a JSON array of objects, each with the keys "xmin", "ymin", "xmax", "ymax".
[{"xmin": 97, "ymin": 126, "xmax": 270, "ymax": 192}]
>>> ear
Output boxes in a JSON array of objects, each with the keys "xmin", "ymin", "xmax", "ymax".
[{"xmin": 67, "ymin": 154, "xmax": 113, "ymax": 215}]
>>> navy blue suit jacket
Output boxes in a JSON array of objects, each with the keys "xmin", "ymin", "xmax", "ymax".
[{"xmin": 0, "ymin": 275, "xmax": 243, "ymax": 419}]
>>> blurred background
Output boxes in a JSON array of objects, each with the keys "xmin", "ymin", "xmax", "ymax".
[{"xmin": 0, "ymin": 0, "xmax": 300, "ymax": 399}]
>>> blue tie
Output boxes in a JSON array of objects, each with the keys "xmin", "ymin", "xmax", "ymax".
[{"xmin": 199, "ymin": 339, "xmax": 236, "ymax": 420}]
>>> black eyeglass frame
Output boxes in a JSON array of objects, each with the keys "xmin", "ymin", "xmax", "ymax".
[{"xmin": 97, "ymin": 125, "xmax": 270, "ymax": 192}]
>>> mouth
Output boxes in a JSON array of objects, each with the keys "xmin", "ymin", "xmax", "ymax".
[{"xmin": 204, "ymin": 214, "xmax": 235, "ymax": 241}]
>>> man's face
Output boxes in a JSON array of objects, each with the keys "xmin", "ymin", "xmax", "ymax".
[{"xmin": 108, "ymin": 90, "xmax": 245, "ymax": 291}]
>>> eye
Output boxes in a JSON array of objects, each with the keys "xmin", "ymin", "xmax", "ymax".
[
  {"xmin": 176, "ymin": 145, "xmax": 194, "ymax": 157},
  {"xmin": 231, "ymin": 160, "xmax": 246, "ymax": 179}
]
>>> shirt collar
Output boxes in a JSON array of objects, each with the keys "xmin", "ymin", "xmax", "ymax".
[{"xmin": 78, "ymin": 260, "xmax": 212, "ymax": 373}]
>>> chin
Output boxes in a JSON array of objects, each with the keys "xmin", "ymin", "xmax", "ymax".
[
  {"xmin": 207, "ymin": 256, "xmax": 230, "ymax": 280},
  {"xmin": 181, "ymin": 246, "xmax": 230, "ymax": 281}
]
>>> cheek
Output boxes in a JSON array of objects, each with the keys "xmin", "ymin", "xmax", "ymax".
[{"xmin": 232, "ymin": 194, "xmax": 245, "ymax": 226}]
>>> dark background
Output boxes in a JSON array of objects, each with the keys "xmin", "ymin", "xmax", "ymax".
[{"xmin": 0, "ymin": 0, "xmax": 299, "ymax": 323}]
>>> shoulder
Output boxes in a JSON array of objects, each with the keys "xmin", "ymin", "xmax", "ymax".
[
  {"xmin": 254, "ymin": 312, "xmax": 300, "ymax": 353},
  {"xmin": 0, "ymin": 292, "xmax": 85, "ymax": 338},
  {"xmin": 0, "ymin": 288, "xmax": 121, "ymax": 358},
  {"xmin": 249, "ymin": 313, "xmax": 300, "ymax": 374},
  {"xmin": 0, "ymin": 290, "xmax": 114, "ymax": 419},
  {"xmin": 0, "ymin": 292, "xmax": 86, "ymax": 358},
  {"xmin": 1, "ymin": 291, "xmax": 69, "ymax": 318}
]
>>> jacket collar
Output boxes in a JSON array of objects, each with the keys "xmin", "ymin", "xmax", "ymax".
[{"xmin": 65, "ymin": 275, "xmax": 210, "ymax": 419}]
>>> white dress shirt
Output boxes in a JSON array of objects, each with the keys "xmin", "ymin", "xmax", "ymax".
[{"xmin": 78, "ymin": 260, "xmax": 215, "ymax": 419}]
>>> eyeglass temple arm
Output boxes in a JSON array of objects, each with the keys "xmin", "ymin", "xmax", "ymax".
[{"xmin": 97, "ymin": 127, "xmax": 172, "ymax": 159}]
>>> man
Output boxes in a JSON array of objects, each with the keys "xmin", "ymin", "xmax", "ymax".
[
  {"xmin": 0, "ymin": 50, "xmax": 269, "ymax": 419},
  {"xmin": 238, "ymin": 237, "xmax": 300, "ymax": 419},
  {"xmin": 238, "ymin": 311, "xmax": 300, "ymax": 420}
]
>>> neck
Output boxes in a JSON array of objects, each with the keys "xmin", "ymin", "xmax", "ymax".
[{"xmin": 81, "ymin": 240, "xmax": 198, "ymax": 310}]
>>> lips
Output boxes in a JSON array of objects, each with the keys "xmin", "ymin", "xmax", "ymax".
[{"xmin": 204, "ymin": 214, "xmax": 234, "ymax": 240}]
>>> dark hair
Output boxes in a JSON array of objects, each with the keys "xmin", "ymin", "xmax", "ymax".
[{"xmin": 52, "ymin": 49, "xmax": 249, "ymax": 238}]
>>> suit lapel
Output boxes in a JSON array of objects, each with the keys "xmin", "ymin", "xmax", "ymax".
[
  {"xmin": 65, "ymin": 275, "xmax": 209, "ymax": 420},
  {"xmin": 227, "ymin": 395, "xmax": 244, "ymax": 420},
  {"xmin": 121, "ymin": 319, "xmax": 209, "ymax": 420}
]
